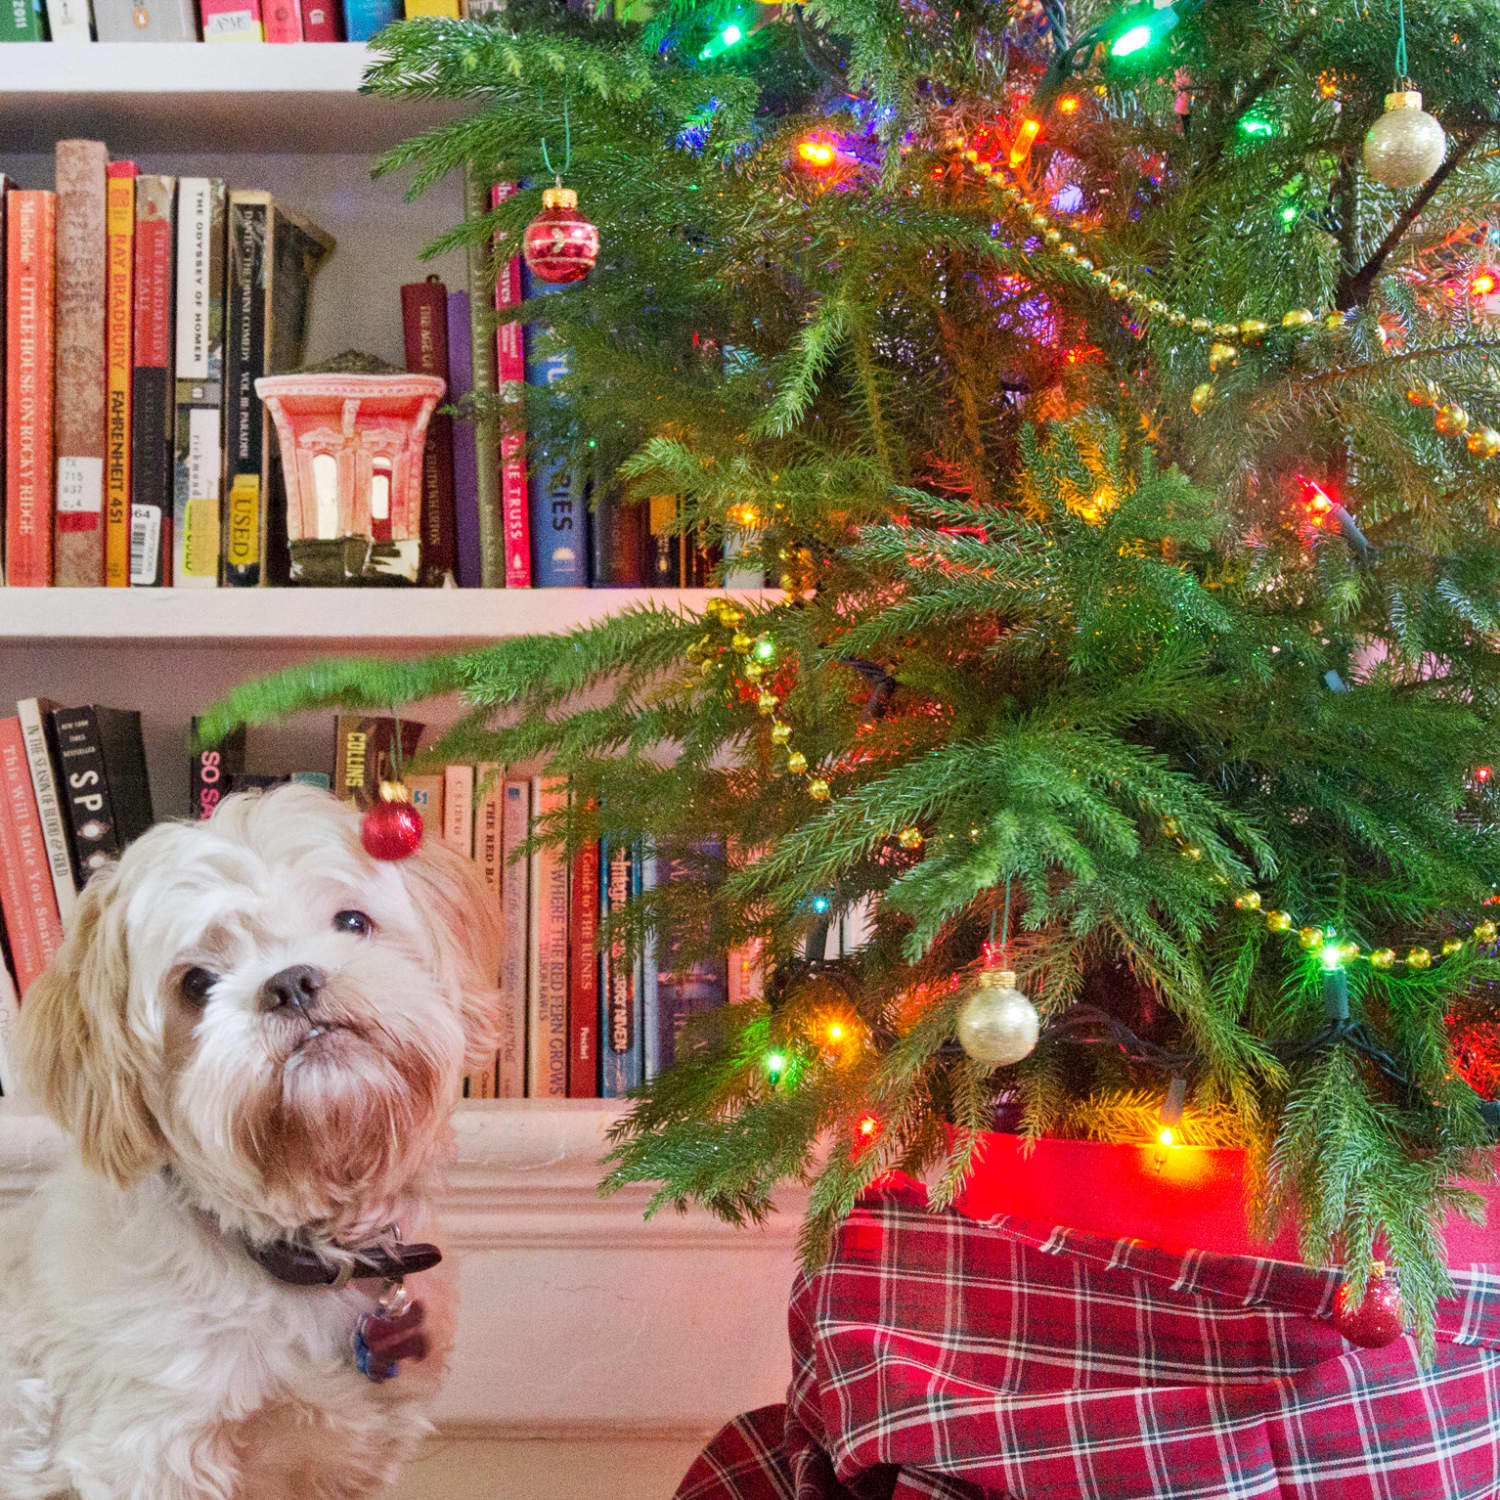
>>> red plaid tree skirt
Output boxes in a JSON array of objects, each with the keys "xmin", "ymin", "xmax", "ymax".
[{"xmin": 674, "ymin": 1178, "xmax": 1500, "ymax": 1500}]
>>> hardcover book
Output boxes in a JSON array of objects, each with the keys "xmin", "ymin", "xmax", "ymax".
[
  {"xmin": 497, "ymin": 777, "xmax": 529, "ymax": 1096},
  {"xmin": 523, "ymin": 277, "xmax": 587, "ymax": 586},
  {"xmin": 5, "ymin": 191, "xmax": 55, "ymax": 588},
  {"xmin": 464, "ymin": 762, "xmax": 503, "ymax": 1099},
  {"xmin": 188, "ymin": 717, "xmax": 246, "ymax": 821},
  {"xmin": 0, "ymin": 718, "xmax": 63, "ymax": 978},
  {"xmin": 528, "ymin": 777, "xmax": 569, "ymax": 1098},
  {"xmin": 446, "ymin": 289, "xmax": 481, "ymax": 588},
  {"xmin": 403, "ymin": 0, "xmax": 455, "ymax": 12},
  {"xmin": 339, "ymin": 0, "xmax": 395, "ymax": 40},
  {"xmin": 130, "ymin": 174, "xmax": 175, "ymax": 587},
  {"xmin": 298, "ymin": 0, "xmax": 336, "ymax": 36},
  {"xmin": 0, "ymin": 0, "xmax": 43, "ymax": 39},
  {"xmin": 599, "ymin": 837, "xmax": 644, "ymax": 1097},
  {"xmin": 646, "ymin": 843, "xmax": 728, "ymax": 1080},
  {"xmin": 491, "ymin": 182, "xmax": 530, "ymax": 587},
  {"xmin": 333, "ymin": 715, "xmax": 423, "ymax": 810},
  {"xmin": 104, "ymin": 161, "xmax": 136, "ymax": 588},
  {"xmin": 172, "ymin": 178, "xmax": 226, "ymax": 588},
  {"xmin": 54, "ymin": 139, "xmax": 109, "ymax": 588},
  {"xmin": 262, "ymin": 0, "xmax": 298, "ymax": 38},
  {"xmin": 589, "ymin": 478, "xmax": 646, "ymax": 588},
  {"xmin": 48, "ymin": 705, "xmax": 153, "ymax": 886},
  {"xmin": 0, "ymin": 773, "xmax": 45, "ymax": 997},
  {"xmin": 441, "ymin": 763, "xmax": 474, "ymax": 858},
  {"xmin": 643, "ymin": 493, "xmax": 683, "ymax": 586},
  {"xmin": 568, "ymin": 835, "xmax": 599, "ymax": 1097},
  {"xmin": 405, "ymin": 772, "xmax": 442, "ymax": 832},
  {"xmin": 0, "ymin": 175, "xmax": 8, "ymax": 571},
  {"xmin": 401, "ymin": 275, "xmax": 456, "ymax": 586},
  {"xmin": 43, "ymin": 0, "xmax": 92, "ymax": 40},
  {"xmin": 462, "ymin": 168, "xmax": 501, "ymax": 587},
  {"xmin": 16, "ymin": 698, "xmax": 78, "ymax": 926},
  {"xmin": 199, "ymin": 0, "xmax": 262, "ymax": 38},
  {"xmin": 95, "ymin": 0, "xmax": 196, "ymax": 37}
]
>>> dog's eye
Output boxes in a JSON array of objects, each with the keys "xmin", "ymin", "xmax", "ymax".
[
  {"xmin": 333, "ymin": 909, "xmax": 373, "ymax": 936},
  {"xmin": 180, "ymin": 967, "xmax": 218, "ymax": 1005}
]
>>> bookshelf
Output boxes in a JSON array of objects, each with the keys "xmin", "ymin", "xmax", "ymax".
[{"xmin": 0, "ymin": 49, "xmax": 792, "ymax": 1498}]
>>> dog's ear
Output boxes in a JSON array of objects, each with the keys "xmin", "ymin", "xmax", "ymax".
[
  {"xmin": 400, "ymin": 835, "xmax": 504, "ymax": 1067},
  {"xmin": 14, "ymin": 863, "xmax": 166, "ymax": 1186}
]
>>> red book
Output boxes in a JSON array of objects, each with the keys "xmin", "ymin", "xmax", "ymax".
[
  {"xmin": 104, "ymin": 161, "xmax": 137, "ymax": 590},
  {"xmin": 263, "ymin": 0, "xmax": 301, "ymax": 38},
  {"xmin": 54, "ymin": 140, "xmax": 109, "ymax": 588},
  {"xmin": 0, "ymin": 718, "xmax": 62, "ymax": 991},
  {"xmin": 199, "ymin": 0, "xmax": 263, "ymax": 39},
  {"xmin": 492, "ymin": 181, "xmax": 531, "ymax": 588},
  {"xmin": 5, "ymin": 191, "xmax": 55, "ymax": 588},
  {"xmin": 130, "ymin": 174, "xmax": 175, "ymax": 588},
  {"xmin": 400, "ymin": 274, "xmax": 456, "ymax": 585},
  {"xmin": 567, "ymin": 836, "xmax": 600, "ymax": 1097},
  {"xmin": 0, "ymin": 788, "xmax": 43, "ymax": 999},
  {"xmin": 298, "ymin": 0, "xmax": 339, "ymax": 37}
]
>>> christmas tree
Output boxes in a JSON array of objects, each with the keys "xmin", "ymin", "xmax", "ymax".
[{"xmin": 206, "ymin": 0, "xmax": 1500, "ymax": 1339}]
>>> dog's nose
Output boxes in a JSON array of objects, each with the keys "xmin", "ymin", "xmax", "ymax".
[{"xmin": 259, "ymin": 963, "xmax": 327, "ymax": 1014}]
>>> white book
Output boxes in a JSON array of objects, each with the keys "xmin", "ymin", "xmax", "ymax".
[
  {"xmin": 440, "ymin": 764, "xmax": 474, "ymax": 858},
  {"xmin": 497, "ymin": 779, "xmax": 529, "ymax": 1097},
  {"xmin": 15, "ymin": 699, "xmax": 77, "ymax": 928},
  {"xmin": 0, "ymin": 957, "xmax": 18, "ymax": 1099},
  {"xmin": 94, "ymin": 0, "xmax": 197, "ymax": 40},
  {"xmin": 43, "ymin": 0, "xmax": 92, "ymax": 41}
]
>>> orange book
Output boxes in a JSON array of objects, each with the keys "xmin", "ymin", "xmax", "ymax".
[
  {"xmin": 54, "ymin": 140, "xmax": 109, "ymax": 588},
  {"xmin": 5, "ymin": 191, "xmax": 56, "ymax": 588},
  {"xmin": 104, "ymin": 163, "xmax": 137, "ymax": 588}
]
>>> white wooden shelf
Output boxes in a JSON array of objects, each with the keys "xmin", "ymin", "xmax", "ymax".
[
  {"xmin": 0, "ymin": 42, "xmax": 460, "ymax": 151},
  {"xmin": 0, "ymin": 587, "xmax": 773, "ymax": 646}
]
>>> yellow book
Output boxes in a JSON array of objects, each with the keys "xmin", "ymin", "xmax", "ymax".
[
  {"xmin": 406, "ymin": 0, "xmax": 459, "ymax": 14},
  {"xmin": 104, "ymin": 164, "xmax": 136, "ymax": 589}
]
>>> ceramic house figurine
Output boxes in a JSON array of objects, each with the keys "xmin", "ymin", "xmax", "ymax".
[{"xmin": 256, "ymin": 352, "xmax": 444, "ymax": 585}]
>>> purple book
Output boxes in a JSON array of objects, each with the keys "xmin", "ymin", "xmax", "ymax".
[{"xmin": 447, "ymin": 290, "xmax": 481, "ymax": 589}]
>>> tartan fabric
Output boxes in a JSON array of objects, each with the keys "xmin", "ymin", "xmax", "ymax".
[{"xmin": 675, "ymin": 1177, "xmax": 1500, "ymax": 1500}]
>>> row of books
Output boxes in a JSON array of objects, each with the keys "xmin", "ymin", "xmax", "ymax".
[
  {"xmin": 0, "ymin": 697, "xmax": 154, "ymax": 1089},
  {"xmin": 0, "ymin": 0, "xmax": 490, "ymax": 44},
  {"xmin": 1, "ymin": 148, "xmax": 335, "ymax": 588},
  {"xmin": 0, "ymin": 144, "xmax": 764, "ymax": 590}
]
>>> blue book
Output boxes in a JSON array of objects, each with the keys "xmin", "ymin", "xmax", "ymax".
[
  {"xmin": 340, "ymin": 0, "xmax": 398, "ymax": 41},
  {"xmin": 646, "ymin": 843, "xmax": 727, "ymax": 1080},
  {"xmin": 600, "ymin": 838, "xmax": 645, "ymax": 1097},
  {"xmin": 523, "ymin": 274, "xmax": 588, "ymax": 586}
]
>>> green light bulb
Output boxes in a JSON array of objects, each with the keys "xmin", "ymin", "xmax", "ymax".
[
  {"xmin": 1109, "ymin": 21, "xmax": 1154, "ymax": 56},
  {"xmin": 1321, "ymin": 945, "xmax": 1343, "ymax": 970},
  {"xmin": 766, "ymin": 1051, "xmax": 786, "ymax": 1074},
  {"xmin": 720, "ymin": 22, "xmax": 741, "ymax": 43},
  {"xmin": 753, "ymin": 637, "xmax": 775, "ymax": 661}
]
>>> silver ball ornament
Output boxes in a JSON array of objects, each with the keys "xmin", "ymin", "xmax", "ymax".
[
  {"xmin": 1362, "ymin": 90, "xmax": 1446, "ymax": 190},
  {"xmin": 955, "ymin": 969, "xmax": 1040, "ymax": 1067}
]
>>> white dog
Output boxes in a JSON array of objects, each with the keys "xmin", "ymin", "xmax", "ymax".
[{"xmin": 0, "ymin": 784, "xmax": 501, "ymax": 1500}]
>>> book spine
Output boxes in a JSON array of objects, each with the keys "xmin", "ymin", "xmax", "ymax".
[
  {"xmin": 44, "ymin": 0, "xmax": 93, "ymax": 41},
  {"xmin": 199, "ymin": 0, "xmax": 262, "ymax": 38},
  {"xmin": 403, "ymin": 0, "xmax": 456, "ymax": 12},
  {"xmin": 262, "ymin": 0, "xmax": 299, "ymax": 37},
  {"xmin": 298, "ymin": 0, "xmax": 337, "ymax": 35},
  {"xmin": 588, "ymin": 478, "xmax": 645, "ymax": 588},
  {"xmin": 644, "ymin": 493, "xmax": 682, "ymax": 586},
  {"xmin": 94, "ymin": 0, "xmax": 198, "ymax": 38},
  {"xmin": 333, "ymin": 715, "xmax": 424, "ymax": 810},
  {"xmin": 463, "ymin": 762, "xmax": 502, "ymax": 1099},
  {"xmin": 401, "ymin": 276, "xmax": 456, "ymax": 585},
  {"xmin": 223, "ymin": 193, "xmax": 269, "ymax": 587},
  {"xmin": 130, "ymin": 174, "xmax": 174, "ymax": 587},
  {"xmin": 405, "ymin": 772, "xmax": 443, "ymax": 833},
  {"xmin": 0, "ymin": 0, "xmax": 43, "ymax": 37},
  {"xmin": 0, "ymin": 720, "xmax": 63, "ymax": 969},
  {"xmin": 440, "ymin": 763, "xmax": 474, "ymax": 857},
  {"xmin": 527, "ymin": 778, "xmax": 569, "ymax": 1098},
  {"xmin": 49, "ymin": 707, "xmax": 120, "ymax": 885},
  {"xmin": 172, "ymin": 178, "xmax": 225, "ymax": 588},
  {"xmin": 15, "ymin": 700, "xmax": 76, "ymax": 926},
  {"xmin": 104, "ymin": 162, "xmax": 136, "ymax": 588},
  {"xmin": 5, "ymin": 192, "xmax": 55, "ymax": 588},
  {"xmin": 599, "ymin": 838, "xmax": 644, "ymax": 1097},
  {"xmin": 463, "ymin": 167, "xmax": 502, "ymax": 589},
  {"xmin": 54, "ymin": 140, "xmax": 109, "ymax": 588},
  {"xmin": 0, "ymin": 945, "xmax": 18, "ymax": 1097},
  {"xmin": 640, "ymin": 849, "xmax": 661, "ymax": 1080},
  {"xmin": 188, "ymin": 719, "xmax": 245, "ymax": 820},
  {"xmin": 523, "ymin": 277, "xmax": 587, "ymax": 587},
  {"xmin": 93, "ymin": 708, "xmax": 152, "ymax": 845},
  {"xmin": 568, "ymin": 836, "xmax": 599, "ymax": 1097},
  {"xmin": 0, "ymin": 788, "xmax": 44, "ymax": 997},
  {"xmin": 338, "ymin": 0, "xmax": 395, "ymax": 40},
  {"xmin": 446, "ymin": 289, "xmax": 480, "ymax": 589},
  {"xmin": 491, "ymin": 182, "xmax": 531, "ymax": 587},
  {"xmin": 497, "ymin": 778, "xmax": 529, "ymax": 1097}
]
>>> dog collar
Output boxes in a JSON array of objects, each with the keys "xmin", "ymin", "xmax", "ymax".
[{"xmin": 244, "ymin": 1236, "xmax": 442, "ymax": 1289}]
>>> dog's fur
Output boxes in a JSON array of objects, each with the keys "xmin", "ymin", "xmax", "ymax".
[{"xmin": 0, "ymin": 785, "xmax": 501, "ymax": 1500}]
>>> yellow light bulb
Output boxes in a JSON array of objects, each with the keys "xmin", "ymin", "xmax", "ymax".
[{"xmin": 1158, "ymin": 1127, "xmax": 1174, "ymax": 1147}]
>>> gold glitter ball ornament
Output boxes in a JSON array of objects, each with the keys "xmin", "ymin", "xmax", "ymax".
[
  {"xmin": 1362, "ymin": 90, "xmax": 1447, "ymax": 190},
  {"xmin": 786, "ymin": 751, "xmax": 808, "ymax": 775},
  {"xmin": 1475, "ymin": 920, "xmax": 1498, "ymax": 944},
  {"xmin": 808, "ymin": 778, "xmax": 831, "ymax": 801},
  {"xmin": 1282, "ymin": 308, "xmax": 1316, "ymax": 327},
  {"xmin": 770, "ymin": 721, "xmax": 793, "ymax": 745},
  {"xmin": 898, "ymin": 827, "xmax": 923, "ymax": 849},
  {"xmin": 1435, "ymin": 404, "xmax": 1469, "ymax": 435},
  {"xmin": 955, "ymin": 969, "xmax": 1041, "ymax": 1068},
  {"xmin": 1468, "ymin": 428, "xmax": 1500, "ymax": 459},
  {"xmin": 1209, "ymin": 342, "xmax": 1239, "ymax": 370}
]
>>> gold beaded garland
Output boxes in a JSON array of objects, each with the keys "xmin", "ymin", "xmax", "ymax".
[
  {"xmin": 1407, "ymin": 947, "xmax": 1433, "ymax": 970},
  {"xmin": 898, "ymin": 827, "xmax": 924, "ymax": 849},
  {"xmin": 1299, "ymin": 927, "xmax": 1325, "ymax": 950},
  {"xmin": 1476, "ymin": 921, "xmax": 1498, "ymax": 943},
  {"xmin": 786, "ymin": 751, "xmax": 809, "ymax": 775},
  {"xmin": 808, "ymin": 778, "xmax": 831, "ymax": 801},
  {"xmin": 1266, "ymin": 910, "xmax": 1292, "ymax": 932},
  {"xmin": 1371, "ymin": 948, "xmax": 1396, "ymax": 970},
  {"xmin": 770, "ymin": 721, "xmax": 793, "ymax": 745}
]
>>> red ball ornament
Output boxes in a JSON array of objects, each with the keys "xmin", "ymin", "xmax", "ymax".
[
  {"xmin": 362, "ymin": 790, "xmax": 424, "ymax": 861},
  {"xmin": 522, "ymin": 184, "xmax": 600, "ymax": 285},
  {"xmin": 1332, "ymin": 1265, "xmax": 1405, "ymax": 1349}
]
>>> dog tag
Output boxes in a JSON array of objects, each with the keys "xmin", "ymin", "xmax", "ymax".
[{"xmin": 354, "ymin": 1280, "xmax": 429, "ymax": 1383}]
